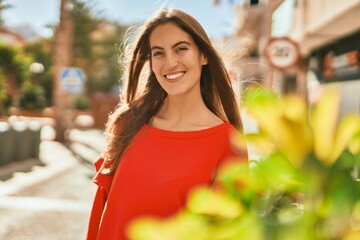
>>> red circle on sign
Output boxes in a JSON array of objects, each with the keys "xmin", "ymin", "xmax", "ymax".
[{"xmin": 264, "ymin": 37, "xmax": 300, "ymax": 70}]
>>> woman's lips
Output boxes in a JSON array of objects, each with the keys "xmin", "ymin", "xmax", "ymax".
[{"xmin": 164, "ymin": 71, "xmax": 185, "ymax": 80}]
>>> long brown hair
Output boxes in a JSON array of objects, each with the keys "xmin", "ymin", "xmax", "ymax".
[{"xmin": 101, "ymin": 8, "xmax": 242, "ymax": 175}]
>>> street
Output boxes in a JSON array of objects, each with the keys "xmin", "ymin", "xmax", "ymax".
[{"xmin": 0, "ymin": 127, "xmax": 103, "ymax": 240}]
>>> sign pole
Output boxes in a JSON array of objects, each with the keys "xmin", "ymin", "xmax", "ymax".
[{"xmin": 264, "ymin": 37, "xmax": 307, "ymax": 99}]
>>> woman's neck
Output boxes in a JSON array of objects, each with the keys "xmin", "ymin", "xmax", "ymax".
[{"xmin": 150, "ymin": 94, "xmax": 224, "ymax": 131}]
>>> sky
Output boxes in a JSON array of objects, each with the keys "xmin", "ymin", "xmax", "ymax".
[{"xmin": 2, "ymin": 0, "xmax": 244, "ymax": 39}]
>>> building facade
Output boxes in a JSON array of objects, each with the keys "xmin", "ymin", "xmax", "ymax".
[
  {"xmin": 286, "ymin": 0, "xmax": 360, "ymax": 115},
  {"xmin": 231, "ymin": 0, "xmax": 360, "ymax": 115}
]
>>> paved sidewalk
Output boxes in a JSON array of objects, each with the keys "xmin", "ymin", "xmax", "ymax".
[
  {"xmin": 66, "ymin": 128, "xmax": 105, "ymax": 168},
  {"xmin": 0, "ymin": 126, "xmax": 104, "ymax": 240}
]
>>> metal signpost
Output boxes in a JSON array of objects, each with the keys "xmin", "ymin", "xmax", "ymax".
[{"xmin": 61, "ymin": 67, "xmax": 85, "ymax": 94}]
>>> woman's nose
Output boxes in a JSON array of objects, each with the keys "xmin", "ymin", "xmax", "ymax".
[{"xmin": 165, "ymin": 53, "xmax": 179, "ymax": 68}]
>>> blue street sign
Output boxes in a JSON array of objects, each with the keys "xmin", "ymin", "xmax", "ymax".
[{"xmin": 61, "ymin": 67, "xmax": 85, "ymax": 93}]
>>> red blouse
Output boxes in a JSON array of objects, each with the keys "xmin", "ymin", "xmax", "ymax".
[{"xmin": 86, "ymin": 122, "xmax": 244, "ymax": 240}]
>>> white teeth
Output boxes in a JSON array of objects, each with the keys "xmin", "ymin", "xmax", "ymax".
[{"xmin": 165, "ymin": 72, "xmax": 184, "ymax": 80}]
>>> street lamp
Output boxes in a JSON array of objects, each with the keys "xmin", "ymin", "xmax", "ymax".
[
  {"xmin": 30, "ymin": 62, "xmax": 44, "ymax": 74},
  {"xmin": 29, "ymin": 62, "xmax": 44, "ymax": 84}
]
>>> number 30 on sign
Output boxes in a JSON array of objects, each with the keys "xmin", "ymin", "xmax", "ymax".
[{"xmin": 264, "ymin": 37, "xmax": 300, "ymax": 71}]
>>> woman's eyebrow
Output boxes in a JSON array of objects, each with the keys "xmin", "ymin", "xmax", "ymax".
[
  {"xmin": 151, "ymin": 41, "xmax": 191, "ymax": 51},
  {"xmin": 172, "ymin": 41, "xmax": 191, "ymax": 48}
]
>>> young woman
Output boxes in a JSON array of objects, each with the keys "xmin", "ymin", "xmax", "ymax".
[{"xmin": 86, "ymin": 8, "xmax": 247, "ymax": 240}]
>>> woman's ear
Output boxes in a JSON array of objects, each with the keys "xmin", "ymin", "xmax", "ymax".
[{"xmin": 201, "ymin": 53, "xmax": 208, "ymax": 66}]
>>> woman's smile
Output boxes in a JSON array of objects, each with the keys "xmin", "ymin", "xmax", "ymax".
[{"xmin": 164, "ymin": 71, "xmax": 186, "ymax": 81}]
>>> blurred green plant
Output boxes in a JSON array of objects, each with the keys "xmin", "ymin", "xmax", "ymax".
[
  {"xmin": 0, "ymin": 44, "xmax": 32, "ymax": 109},
  {"xmin": 70, "ymin": 0, "xmax": 128, "ymax": 94},
  {"xmin": 24, "ymin": 39, "xmax": 54, "ymax": 106},
  {"xmin": 128, "ymin": 88, "xmax": 360, "ymax": 240},
  {"xmin": 0, "ymin": 68, "xmax": 7, "ymax": 116},
  {"xmin": 0, "ymin": 44, "xmax": 31, "ymax": 87},
  {"xmin": 19, "ymin": 81, "xmax": 46, "ymax": 110},
  {"xmin": 73, "ymin": 94, "xmax": 89, "ymax": 111}
]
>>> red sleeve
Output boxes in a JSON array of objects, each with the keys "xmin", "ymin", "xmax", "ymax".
[{"xmin": 86, "ymin": 158, "xmax": 113, "ymax": 240}]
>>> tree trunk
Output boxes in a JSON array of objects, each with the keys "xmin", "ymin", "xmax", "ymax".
[
  {"xmin": 53, "ymin": 0, "xmax": 74, "ymax": 142},
  {"xmin": 0, "ymin": 99, "xmax": 5, "ymax": 117},
  {"xmin": 8, "ymin": 74, "xmax": 19, "ymax": 109}
]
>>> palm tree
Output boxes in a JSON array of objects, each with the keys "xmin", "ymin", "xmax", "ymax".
[{"xmin": 53, "ymin": 0, "xmax": 74, "ymax": 141}]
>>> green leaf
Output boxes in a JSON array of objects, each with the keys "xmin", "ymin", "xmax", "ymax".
[
  {"xmin": 244, "ymin": 89, "xmax": 312, "ymax": 167},
  {"xmin": 349, "ymin": 132, "xmax": 360, "ymax": 155},
  {"xmin": 251, "ymin": 153, "xmax": 303, "ymax": 193},
  {"xmin": 241, "ymin": 132, "xmax": 276, "ymax": 156},
  {"xmin": 329, "ymin": 115, "xmax": 360, "ymax": 162},
  {"xmin": 187, "ymin": 187, "xmax": 243, "ymax": 218},
  {"xmin": 127, "ymin": 211, "xmax": 209, "ymax": 240},
  {"xmin": 310, "ymin": 90, "xmax": 341, "ymax": 164}
]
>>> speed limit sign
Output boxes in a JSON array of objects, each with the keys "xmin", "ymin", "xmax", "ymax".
[{"xmin": 264, "ymin": 37, "xmax": 300, "ymax": 70}]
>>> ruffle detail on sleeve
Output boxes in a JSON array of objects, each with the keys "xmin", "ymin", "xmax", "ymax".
[{"xmin": 92, "ymin": 157, "xmax": 114, "ymax": 195}]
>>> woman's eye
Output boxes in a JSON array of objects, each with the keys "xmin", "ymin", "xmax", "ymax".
[
  {"xmin": 177, "ymin": 47, "xmax": 188, "ymax": 53},
  {"xmin": 152, "ymin": 51, "xmax": 164, "ymax": 57}
]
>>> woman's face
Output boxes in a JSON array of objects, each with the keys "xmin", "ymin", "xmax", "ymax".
[{"xmin": 149, "ymin": 22, "xmax": 208, "ymax": 97}]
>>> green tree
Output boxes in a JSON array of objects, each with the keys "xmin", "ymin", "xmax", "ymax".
[
  {"xmin": 0, "ymin": 68, "xmax": 7, "ymax": 116},
  {"xmin": 89, "ymin": 21, "xmax": 128, "ymax": 93},
  {"xmin": 70, "ymin": 0, "xmax": 99, "ymax": 94},
  {"xmin": 24, "ymin": 39, "xmax": 54, "ymax": 105},
  {"xmin": 70, "ymin": 0, "xmax": 128, "ymax": 93},
  {"xmin": 0, "ymin": 44, "xmax": 31, "ymax": 109},
  {"xmin": 19, "ymin": 81, "xmax": 46, "ymax": 110},
  {"xmin": 71, "ymin": 0, "xmax": 99, "ymax": 71}
]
